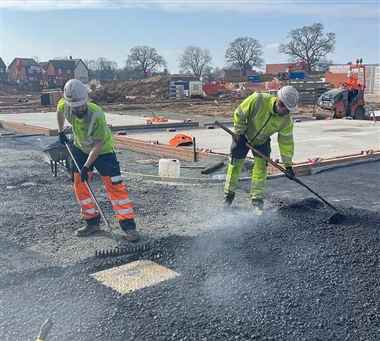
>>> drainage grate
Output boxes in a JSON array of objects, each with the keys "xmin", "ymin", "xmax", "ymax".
[{"xmin": 91, "ymin": 260, "xmax": 179, "ymax": 294}]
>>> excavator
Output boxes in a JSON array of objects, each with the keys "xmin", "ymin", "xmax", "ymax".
[{"xmin": 318, "ymin": 59, "xmax": 367, "ymax": 119}]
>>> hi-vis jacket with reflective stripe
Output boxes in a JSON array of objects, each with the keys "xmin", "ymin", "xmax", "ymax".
[
  {"xmin": 57, "ymin": 98, "xmax": 114, "ymax": 154},
  {"xmin": 233, "ymin": 92, "xmax": 294, "ymax": 166}
]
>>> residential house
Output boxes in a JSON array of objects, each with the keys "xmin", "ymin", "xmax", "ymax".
[
  {"xmin": 0, "ymin": 57, "xmax": 6, "ymax": 81},
  {"xmin": 7, "ymin": 57, "xmax": 42, "ymax": 84},
  {"xmin": 47, "ymin": 57, "xmax": 89, "ymax": 88}
]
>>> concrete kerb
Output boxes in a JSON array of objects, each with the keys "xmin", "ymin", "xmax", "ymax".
[
  {"xmin": 0, "ymin": 120, "xmax": 58, "ymax": 136},
  {"xmin": 121, "ymin": 156, "xmax": 380, "ymax": 185},
  {"xmin": 120, "ymin": 170, "xmax": 284, "ymax": 185},
  {"xmin": 311, "ymin": 156, "xmax": 380, "ymax": 174}
]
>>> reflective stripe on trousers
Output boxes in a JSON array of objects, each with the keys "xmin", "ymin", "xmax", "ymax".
[
  {"xmin": 102, "ymin": 176, "xmax": 135, "ymax": 220},
  {"xmin": 224, "ymin": 157, "xmax": 268, "ymax": 200},
  {"xmin": 73, "ymin": 173, "xmax": 98, "ymax": 220},
  {"xmin": 250, "ymin": 157, "xmax": 267, "ymax": 200},
  {"xmin": 224, "ymin": 158, "xmax": 244, "ymax": 194}
]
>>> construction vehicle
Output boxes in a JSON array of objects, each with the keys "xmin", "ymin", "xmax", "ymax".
[
  {"xmin": 318, "ymin": 59, "xmax": 367, "ymax": 119},
  {"xmin": 202, "ymin": 81, "xmax": 228, "ymax": 97}
]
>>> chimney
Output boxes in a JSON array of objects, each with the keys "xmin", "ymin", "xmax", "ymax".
[{"xmin": 69, "ymin": 56, "xmax": 73, "ymax": 60}]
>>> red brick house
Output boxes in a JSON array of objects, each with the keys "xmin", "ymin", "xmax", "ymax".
[{"xmin": 7, "ymin": 58, "xmax": 42, "ymax": 84}]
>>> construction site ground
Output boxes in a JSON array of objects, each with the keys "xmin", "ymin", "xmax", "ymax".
[
  {"xmin": 0, "ymin": 133, "xmax": 379, "ymax": 341},
  {"xmin": 0, "ymin": 111, "xmax": 180, "ymax": 130},
  {"xmin": 124, "ymin": 119, "xmax": 380, "ymax": 163},
  {"xmin": 1, "ymin": 110, "xmax": 379, "ymax": 166}
]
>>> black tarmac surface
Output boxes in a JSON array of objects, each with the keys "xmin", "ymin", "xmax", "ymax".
[{"xmin": 0, "ymin": 135, "xmax": 379, "ymax": 341}]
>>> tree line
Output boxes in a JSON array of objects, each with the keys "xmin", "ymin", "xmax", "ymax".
[{"xmin": 84, "ymin": 22, "xmax": 335, "ymax": 81}]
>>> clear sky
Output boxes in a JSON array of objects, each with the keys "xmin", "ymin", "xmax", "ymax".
[{"xmin": 0, "ymin": 0, "xmax": 379, "ymax": 72}]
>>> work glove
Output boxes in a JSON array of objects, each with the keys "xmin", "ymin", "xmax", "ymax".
[
  {"xmin": 285, "ymin": 166, "xmax": 295, "ymax": 180},
  {"xmin": 231, "ymin": 134, "xmax": 249, "ymax": 159},
  {"xmin": 58, "ymin": 131, "xmax": 68, "ymax": 145},
  {"xmin": 80, "ymin": 166, "xmax": 90, "ymax": 182}
]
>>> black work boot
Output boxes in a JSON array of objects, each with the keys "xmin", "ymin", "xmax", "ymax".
[
  {"xmin": 75, "ymin": 215, "xmax": 101, "ymax": 237},
  {"xmin": 119, "ymin": 219, "xmax": 140, "ymax": 242},
  {"xmin": 223, "ymin": 192, "xmax": 235, "ymax": 208},
  {"xmin": 251, "ymin": 199, "xmax": 264, "ymax": 216}
]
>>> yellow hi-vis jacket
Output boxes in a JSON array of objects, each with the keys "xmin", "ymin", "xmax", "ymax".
[{"xmin": 233, "ymin": 92, "xmax": 294, "ymax": 166}]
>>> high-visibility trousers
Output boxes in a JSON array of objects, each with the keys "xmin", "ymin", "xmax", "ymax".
[
  {"xmin": 224, "ymin": 137, "xmax": 271, "ymax": 200},
  {"xmin": 71, "ymin": 146, "xmax": 135, "ymax": 222}
]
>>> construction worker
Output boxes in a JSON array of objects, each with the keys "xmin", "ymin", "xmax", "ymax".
[
  {"xmin": 57, "ymin": 79, "xmax": 139, "ymax": 241},
  {"xmin": 224, "ymin": 86, "xmax": 299, "ymax": 214}
]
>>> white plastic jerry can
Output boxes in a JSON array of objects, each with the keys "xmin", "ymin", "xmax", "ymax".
[{"xmin": 158, "ymin": 159, "xmax": 181, "ymax": 178}]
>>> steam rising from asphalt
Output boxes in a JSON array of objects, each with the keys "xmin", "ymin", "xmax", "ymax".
[{"xmin": 183, "ymin": 206, "xmax": 282, "ymax": 306}]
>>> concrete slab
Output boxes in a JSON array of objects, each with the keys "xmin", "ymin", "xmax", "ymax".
[
  {"xmin": 0, "ymin": 111, "xmax": 179, "ymax": 130},
  {"xmin": 91, "ymin": 260, "xmax": 179, "ymax": 294},
  {"xmin": 127, "ymin": 119, "xmax": 380, "ymax": 162}
]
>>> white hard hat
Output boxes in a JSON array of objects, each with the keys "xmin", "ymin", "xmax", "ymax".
[
  {"xmin": 277, "ymin": 85, "xmax": 299, "ymax": 112},
  {"xmin": 63, "ymin": 79, "xmax": 89, "ymax": 107}
]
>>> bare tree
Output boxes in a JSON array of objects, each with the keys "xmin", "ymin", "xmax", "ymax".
[
  {"xmin": 179, "ymin": 46, "xmax": 212, "ymax": 79},
  {"xmin": 126, "ymin": 46, "xmax": 166, "ymax": 76},
  {"xmin": 279, "ymin": 23, "xmax": 335, "ymax": 71},
  {"xmin": 225, "ymin": 37, "xmax": 263, "ymax": 75},
  {"xmin": 202, "ymin": 66, "xmax": 224, "ymax": 82}
]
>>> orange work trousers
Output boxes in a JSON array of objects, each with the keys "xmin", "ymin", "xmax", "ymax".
[{"xmin": 71, "ymin": 146, "xmax": 135, "ymax": 222}]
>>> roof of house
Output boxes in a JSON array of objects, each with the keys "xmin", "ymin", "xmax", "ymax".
[
  {"xmin": 8, "ymin": 57, "xmax": 39, "ymax": 69},
  {"xmin": 39, "ymin": 62, "xmax": 49, "ymax": 70},
  {"xmin": 0, "ymin": 57, "xmax": 6, "ymax": 69},
  {"xmin": 48, "ymin": 59, "xmax": 88, "ymax": 72}
]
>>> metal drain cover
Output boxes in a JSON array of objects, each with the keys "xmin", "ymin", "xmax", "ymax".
[{"xmin": 91, "ymin": 260, "xmax": 179, "ymax": 294}]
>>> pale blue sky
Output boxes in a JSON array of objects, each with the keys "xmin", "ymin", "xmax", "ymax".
[{"xmin": 0, "ymin": 0, "xmax": 379, "ymax": 72}]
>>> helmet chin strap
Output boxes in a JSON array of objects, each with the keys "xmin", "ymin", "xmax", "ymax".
[{"xmin": 274, "ymin": 99, "xmax": 290, "ymax": 116}]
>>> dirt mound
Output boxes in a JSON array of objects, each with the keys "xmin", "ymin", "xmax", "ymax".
[{"xmin": 90, "ymin": 76, "xmax": 170, "ymax": 103}]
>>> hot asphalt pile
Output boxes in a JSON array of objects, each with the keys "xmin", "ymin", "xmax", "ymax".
[
  {"xmin": 90, "ymin": 201, "xmax": 379, "ymax": 341},
  {"xmin": 0, "ymin": 135, "xmax": 379, "ymax": 341}
]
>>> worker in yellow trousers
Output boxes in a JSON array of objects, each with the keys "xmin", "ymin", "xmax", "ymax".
[{"xmin": 224, "ymin": 86, "xmax": 299, "ymax": 214}]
